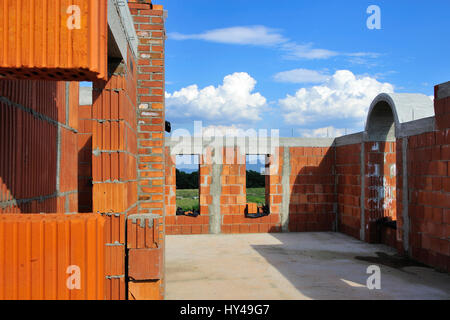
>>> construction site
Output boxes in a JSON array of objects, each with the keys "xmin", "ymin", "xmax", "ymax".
[{"xmin": 0, "ymin": 0, "xmax": 449, "ymax": 300}]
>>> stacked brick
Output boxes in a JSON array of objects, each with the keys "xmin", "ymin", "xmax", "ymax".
[
  {"xmin": 264, "ymin": 149, "xmax": 283, "ymax": 232},
  {"xmin": 0, "ymin": 0, "xmax": 168, "ymax": 300},
  {"xmin": 407, "ymin": 85, "xmax": 450, "ymax": 272},
  {"xmin": 128, "ymin": 1, "xmax": 166, "ymax": 216},
  {"xmin": 336, "ymin": 143, "xmax": 362, "ymax": 239},
  {"xmin": 92, "ymin": 56, "xmax": 138, "ymax": 299},
  {"xmin": 364, "ymin": 141, "xmax": 397, "ymax": 245},
  {"xmin": 288, "ymin": 147, "xmax": 336, "ymax": 231},
  {"xmin": 220, "ymin": 148, "xmax": 247, "ymax": 233},
  {"xmin": 164, "ymin": 149, "xmax": 177, "ymax": 231},
  {"xmin": 219, "ymin": 148, "xmax": 280, "ymax": 233},
  {"xmin": 127, "ymin": 214, "xmax": 164, "ymax": 300},
  {"xmin": 128, "ymin": 0, "xmax": 166, "ymax": 300},
  {"xmin": 0, "ymin": 80, "xmax": 79, "ymax": 214},
  {"xmin": 0, "ymin": 0, "xmax": 108, "ymax": 81},
  {"xmin": 394, "ymin": 139, "xmax": 405, "ymax": 252},
  {"xmin": 198, "ymin": 152, "xmax": 213, "ymax": 232},
  {"xmin": 435, "ymin": 83, "xmax": 450, "ymax": 132},
  {"xmin": 0, "ymin": 214, "xmax": 106, "ymax": 300}
]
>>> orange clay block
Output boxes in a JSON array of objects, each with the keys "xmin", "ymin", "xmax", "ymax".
[
  {"xmin": 0, "ymin": 0, "xmax": 107, "ymax": 81},
  {"xmin": 0, "ymin": 214, "xmax": 105, "ymax": 300}
]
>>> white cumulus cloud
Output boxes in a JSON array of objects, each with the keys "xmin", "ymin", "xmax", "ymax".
[
  {"xmin": 168, "ymin": 26, "xmax": 287, "ymax": 46},
  {"xmin": 169, "ymin": 25, "xmax": 377, "ymax": 61},
  {"xmin": 279, "ymin": 70, "xmax": 394, "ymax": 125},
  {"xmin": 274, "ymin": 68, "xmax": 330, "ymax": 84},
  {"xmin": 166, "ymin": 72, "xmax": 267, "ymax": 123},
  {"xmin": 281, "ymin": 43, "xmax": 338, "ymax": 60}
]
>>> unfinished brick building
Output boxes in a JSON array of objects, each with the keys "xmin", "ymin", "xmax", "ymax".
[
  {"xmin": 165, "ymin": 88, "xmax": 450, "ymax": 273},
  {"xmin": 0, "ymin": 0, "xmax": 448, "ymax": 301}
]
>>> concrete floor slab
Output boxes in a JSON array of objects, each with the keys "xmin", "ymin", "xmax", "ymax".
[{"xmin": 165, "ymin": 232, "xmax": 450, "ymax": 300}]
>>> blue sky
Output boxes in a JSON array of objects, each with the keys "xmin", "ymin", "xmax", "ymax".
[{"xmin": 162, "ymin": 0, "xmax": 450, "ymax": 137}]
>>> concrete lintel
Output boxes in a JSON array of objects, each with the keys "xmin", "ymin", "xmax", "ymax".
[
  {"xmin": 108, "ymin": 0, "xmax": 138, "ymax": 61},
  {"xmin": 436, "ymin": 81, "xmax": 450, "ymax": 100},
  {"xmin": 397, "ymin": 117, "xmax": 436, "ymax": 138},
  {"xmin": 334, "ymin": 132, "xmax": 363, "ymax": 146},
  {"xmin": 165, "ymin": 136, "xmax": 335, "ymax": 152},
  {"xmin": 278, "ymin": 137, "xmax": 335, "ymax": 147}
]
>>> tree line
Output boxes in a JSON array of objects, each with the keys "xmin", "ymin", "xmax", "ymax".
[{"xmin": 176, "ymin": 169, "xmax": 265, "ymax": 189}]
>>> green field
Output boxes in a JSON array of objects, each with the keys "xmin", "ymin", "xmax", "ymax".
[
  {"xmin": 176, "ymin": 188, "xmax": 266, "ymax": 211},
  {"xmin": 246, "ymin": 187, "xmax": 265, "ymax": 204},
  {"xmin": 177, "ymin": 189, "xmax": 200, "ymax": 211}
]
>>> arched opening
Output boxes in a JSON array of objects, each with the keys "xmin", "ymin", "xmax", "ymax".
[
  {"xmin": 364, "ymin": 100, "xmax": 398, "ymax": 247},
  {"xmin": 366, "ymin": 101, "xmax": 396, "ymax": 142}
]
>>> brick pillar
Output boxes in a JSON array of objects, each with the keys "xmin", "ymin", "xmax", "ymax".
[
  {"xmin": 364, "ymin": 141, "xmax": 397, "ymax": 244},
  {"xmin": 92, "ymin": 56, "xmax": 138, "ymax": 299},
  {"xmin": 435, "ymin": 81, "xmax": 450, "ymax": 131},
  {"xmin": 221, "ymin": 147, "xmax": 247, "ymax": 233},
  {"xmin": 128, "ymin": 0, "xmax": 166, "ymax": 300}
]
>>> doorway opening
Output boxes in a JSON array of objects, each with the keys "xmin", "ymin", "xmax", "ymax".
[
  {"xmin": 176, "ymin": 154, "xmax": 200, "ymax": 217},
  {"xmin": 365, "ymin": 101, "xmax": 397, "ymax": 246},
  {"xmin": 245, "ymin": 154, "xmax": 270, "ymax": 218}
]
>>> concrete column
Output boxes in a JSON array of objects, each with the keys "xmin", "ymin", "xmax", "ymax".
[
  {"xmin": 402, "ymin": 138, "xmax": 410, "ymax": 253},
  {"xmin": 360, "ymin": 141, "xmax": 365, "ymax": 241},
  {"xmin": 281, "ymin": 147, "xmax": 291, "ymax": 232},
  {"xmin": 209, "ymin": 147, "xmax": 223, "ymax": 234}
]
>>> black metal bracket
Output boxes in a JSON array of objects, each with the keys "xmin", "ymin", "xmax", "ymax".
[
  {"xmin": 375, "ymin": 217, "xmax": 397, "ymax": 229},
  {"xmin": 176, "ymin": 207, "xmax": 200, "ymax": 217},
  {"xmin": 165, "ymin": 121, "xmax": 171, "ymax": 133},
  {"xmin": 244, "ymin": 204, "xmax": 270, "ymax": 219}
]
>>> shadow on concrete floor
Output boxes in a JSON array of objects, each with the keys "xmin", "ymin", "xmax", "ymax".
[
  {"xmin": 165, "ymin": 232, "xmax": 450, "ymax": 300},
  {"xmin": 250, "ymin": 232, "xmax": 450, "ymax": 299}
]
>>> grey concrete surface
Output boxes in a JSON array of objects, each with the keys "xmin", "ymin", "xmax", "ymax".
[
  {"xmin": 108, "ymin": 0, "xmax": 138, "ymax": 60},
  {"xmin": 166, "ymin": 233, "xmax": 450, "ymax": 300},
  {"xmin": 437, "ymin": 81, "xmax": 450, "ymax": 100}
]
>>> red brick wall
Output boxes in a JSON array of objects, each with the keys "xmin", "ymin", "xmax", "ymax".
[
  {"xmin": 336, "ymin": 143, "xmax": 362, "ymax": 239},
  {"xmin": 221, "ymin": 147, "xmax": 251, "ymax": 233},
  {"xmin": 0, "ymin": 80, "xmax": 79, "ymax": 214},
  {"xmin": 395, "ymin": 138, "xmax": 405, "ymax": 252},
  {"xmin": 289, "ymin": 147, "xmax": 336, "ymax": 232},
  {"xmin": 364, "ymin": 141, "xmax": 397, "ymax": 245},
  {"xmin": 220, "ymin": 147, "xmax": 282, "ymax": 234},
  {"xmin": 164, "ymin": 148, "xmax": 210, "ymax": 235},
  {"xmin": 407, "ymin": 90, "xmax": 450, "ymax": 271},
  {"xmin": 199, "ymin": 150, "xmax": 213, "ymax": 232},
  {"xmin": 129, "ymin": 0, "xmax": 166, "ymax": 300},
  {"xmin": 164, "ymin": 146, "xmax": 283, "ymax": 234},
  {"xmin": 265, "ymin": 148, "xmax": 283, "ymax": 231}
]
